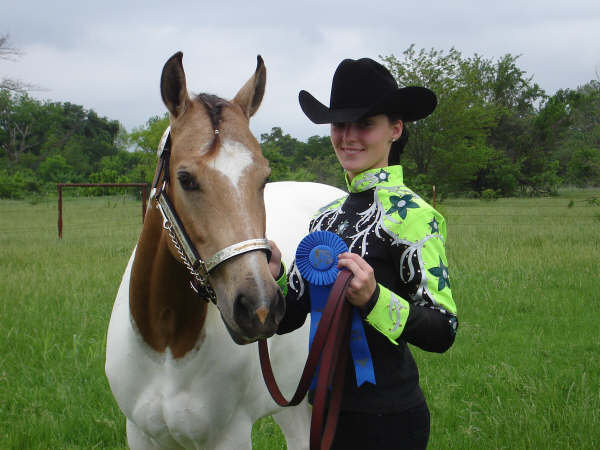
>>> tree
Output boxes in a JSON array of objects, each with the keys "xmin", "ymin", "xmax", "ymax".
[
  {"xmin": 0, "ymin": 90, "xmax": 122, "ymax": 191},
  {"xmin": 567, "ymin": 81, "xmax": 600, "ymax": 148},
  {"xmin": 535, "ymin": 80, "xmax": 600, "ymax": 187},
  {"xmin": 303, "ymin": 135, "xmax": 345, "ymax": 187},
  {"xmin": 566, "ymin": 146, "xmax": 600, "ymax": 187},
  {"xmin": 38, "ymin": 154, "xmax": 73, "ymax": 183},
  {"xmin": 486, "ymin": 54, "xmax": 546, "ymax": 164},
  {"xmin": 129, "ymin": 114, "xmax": 169, "ymax": 153},
  {"xmin": 0, "ymin": 90, "xmax": 39, "ymax": 162},
  {"xmin": 381, "ymin": 46, "xmax": 497, "ymax": 193},
  {"xmin": 260, "ymin": 127, "xmax": 304, "ymax": 161},
  {"xmin": 381, "ymin": 46, "xmax": 553, "ymax": 195},
  {"xmin": 259, "ymin": 127, "xmax": 345, "ymax": 188},
  {"xmin": 1, "ymin": 34, "xmax": 35, "ymax": 93}
]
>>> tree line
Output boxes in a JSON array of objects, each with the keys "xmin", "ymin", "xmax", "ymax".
[
  {"xmin": 1, "ymin": 45, "xmax": 599, "ymax": 200},
  {"xmin": 382, "ymin": 46, "xmax": 600, "ymax": 197}
]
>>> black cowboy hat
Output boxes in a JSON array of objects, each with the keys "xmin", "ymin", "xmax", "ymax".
[{"xmin": 299, "ymin": 58, "xmax": 437, "ymax": 124}]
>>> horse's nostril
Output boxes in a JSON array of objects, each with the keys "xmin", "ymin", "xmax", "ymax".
[
  {"xmin": 255, "ymin": 306, "xmax": 268, "ymax": 325},
  {"xmin": 233, "ymin": 287, "xmax": 286, "ymax": 336},
  {"xmin": 234, "ymin": 293, "xmax": 278, "ymax": 332},
  {"xmin": 234, "ymin": 294, "xmax": 252, "ymax": 323}
]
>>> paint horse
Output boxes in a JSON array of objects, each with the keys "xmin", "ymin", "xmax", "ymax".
[{"xmin": 105, "ymin": 52, "xmax": 345, "ymax": 449}]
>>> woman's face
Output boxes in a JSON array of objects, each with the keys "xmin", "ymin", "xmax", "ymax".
[{"xmin": 330, "ymin": 114, "xmax": 403, "ymax": 180}]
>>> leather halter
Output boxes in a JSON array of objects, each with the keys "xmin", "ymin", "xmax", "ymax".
[{"xmin": 150, "ymin": 126, "xmax": 271, "ymax": 304}]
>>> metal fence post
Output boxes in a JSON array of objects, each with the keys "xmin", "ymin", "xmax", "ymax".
[
  {"xmin": 58, "ymin": 184, "xmax": 63, "ymax": 238},
  {"xmin": 56, "ymin": 183, "xmax": 148, "ymax": 238}
]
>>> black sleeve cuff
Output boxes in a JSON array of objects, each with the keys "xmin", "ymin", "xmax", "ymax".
[
  {"xmin": 359, "ymin": 284, "xmax": 380, "ymax": 318},
  {"xmin": 402, "ymin": 305, "xmax": 458, "ymax": 353}
]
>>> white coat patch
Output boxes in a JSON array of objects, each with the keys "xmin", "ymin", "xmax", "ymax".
[{"xmin": 209, "ymin": 139, "xmax": 253, "ymax": 188}]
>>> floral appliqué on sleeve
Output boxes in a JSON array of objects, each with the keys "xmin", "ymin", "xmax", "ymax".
[
  {"xmin": 428, "ymin": 257, "xmax": 451, "ymax": 291},
  {"xmin": 386, "ymin": 194, "xmax": 419, "ymax": 219}
]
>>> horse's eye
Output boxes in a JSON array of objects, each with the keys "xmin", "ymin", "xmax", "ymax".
[{"xmin": 177, "ymin": 172, "xmax": 199, "ymax": 191}]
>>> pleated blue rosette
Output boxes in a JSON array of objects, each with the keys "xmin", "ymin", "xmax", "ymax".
[{"xmin": 295, "ymin": 231, "xmax": 376, "ymax": 388}]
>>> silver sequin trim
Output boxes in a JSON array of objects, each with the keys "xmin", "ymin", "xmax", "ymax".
[
  {"xmin": 287, "ymin": 259, "xmax": 305, "ymax": 298},
  {"xmin": 388, "ymin": 293, "xmax": 407, "ymax": 333}
]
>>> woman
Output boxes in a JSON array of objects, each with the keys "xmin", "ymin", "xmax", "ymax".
[{"xmin": 268, "ymin": 58, "xmax": 458, "ymax": 450}]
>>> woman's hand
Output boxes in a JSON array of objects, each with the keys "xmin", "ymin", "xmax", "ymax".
[
  {"xmin": 337, "ymin": 252, "xmax": 377, "ymax": 310},
  {"xmin": 267, "ymin": 240, "xmax": 283, "ymax": 279}
]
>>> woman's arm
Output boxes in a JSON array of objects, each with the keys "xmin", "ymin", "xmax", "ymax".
[
  {"xmin": 338, "ymin": 210, "xmax": 458, "ymax": 353},
  {"xmin": 268, "ymin": 240, "xmax": 311, "ymax": 335}
]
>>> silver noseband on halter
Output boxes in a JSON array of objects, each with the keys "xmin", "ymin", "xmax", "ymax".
[{"xmin": 150, "ymin": 126, "xmax": 271, "ymax": 304}]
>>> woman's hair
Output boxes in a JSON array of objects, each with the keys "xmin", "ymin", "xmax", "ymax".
[{"xmin": 387, "ymin": 114, "xmax": 408, "ymax": 166}]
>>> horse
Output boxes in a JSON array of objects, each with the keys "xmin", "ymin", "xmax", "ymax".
[{"xmin": 105, "ymin": 52, "xmax": 346, "ymax": 449}]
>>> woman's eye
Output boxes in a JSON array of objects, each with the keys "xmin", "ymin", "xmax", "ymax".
[{"xmin": 177, "ymin": 172, "xmax": 199, "ymax": 191}]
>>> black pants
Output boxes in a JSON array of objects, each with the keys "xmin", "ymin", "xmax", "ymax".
[{"xmin": 330, "ymin": 402, "xmax": 430, "ymax": 450}]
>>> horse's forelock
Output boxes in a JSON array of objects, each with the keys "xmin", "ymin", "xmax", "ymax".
[{"xmin": 195, "ymin": 93, "xmax": 229, "ymax": 131}]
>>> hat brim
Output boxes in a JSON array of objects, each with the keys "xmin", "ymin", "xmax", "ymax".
[
  {"xmin": 299, "ymin": 87, "xmax": 437, "ymax": 124},
  {"xmin": 299, "ymin": 90, "xmax": 370, "ymax": 124}
]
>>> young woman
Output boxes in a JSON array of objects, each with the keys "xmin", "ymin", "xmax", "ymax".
[{"xmin": 268, "ymin": 58, "xmax": 458, "ymax": 450}]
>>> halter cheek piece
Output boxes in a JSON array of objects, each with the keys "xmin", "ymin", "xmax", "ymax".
[{"xmin": 150, "ymin": 126, "xmax": 272, "ymax": 304}]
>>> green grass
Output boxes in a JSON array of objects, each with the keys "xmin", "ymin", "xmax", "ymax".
[
  {"xmin": 425, "ymin": 193, "xmax": 600, "ymax": 449},
  {"xmin": 1, "ymin": 195, "xmax": 140, "ymax": 449},
  {"xmin": 1, "ymin": 192, "xmax": 599, "ymax": 449}
]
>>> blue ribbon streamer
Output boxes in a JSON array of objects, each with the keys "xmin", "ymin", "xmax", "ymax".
[
  {"xmin": 349, "ymin": 309, "xmax": 376, "ymax": 387},
  {"xmin": 295, "ymin": 231, "xmax": 376, "ymax": 389}
]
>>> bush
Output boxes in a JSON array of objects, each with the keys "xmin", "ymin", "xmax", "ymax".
[
  {"xmin": 475, "ymin": 151, "xmax": 520, "ymax": 196},
  {"xmin": 38, "ymin": 155, "xmax": 74, "ymax": 183},
  {"xmin": 0, "ymin": 169, "xmax": 41, "ymax": 199},
  {"xmin": 566, "ymin": 146, "xmax": 600, "ymax": 187},
  {"xmin": 527, "ymin": 160, "xmax": 563, "ymax": 196},
  {"xmin": 481, "ymin": 189, "xmax": 498, "ymax": 201},
  {"xmin": 463, "ymin": 190, "xmax": 481, "ymax": 199}
]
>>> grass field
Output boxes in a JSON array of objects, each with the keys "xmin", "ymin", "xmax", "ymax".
[{"xmin": 1, "ymin": 190, "xmax": 599, "ymax": 449}]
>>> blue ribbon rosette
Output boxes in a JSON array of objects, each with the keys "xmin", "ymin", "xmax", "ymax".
[{"xmin": 295, "ymin": 230, "xmax": 376, "ymax": 388}]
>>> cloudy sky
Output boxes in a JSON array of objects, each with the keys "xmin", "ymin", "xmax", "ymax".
[{"xmin": 2, "ymin": 1, "xmax": 599, "ymax": 141}]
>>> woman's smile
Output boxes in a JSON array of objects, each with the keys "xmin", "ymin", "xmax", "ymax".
[{"xmin": 340, "ymin": 146, "xmax": 363, "ymax": 155}]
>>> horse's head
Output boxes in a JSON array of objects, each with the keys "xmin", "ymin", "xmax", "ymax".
[{"xmin": 157, "ymin": 52, "xmax": 283, "ymax": 344}]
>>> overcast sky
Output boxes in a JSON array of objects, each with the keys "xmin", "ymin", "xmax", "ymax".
[{"xmin": 2, "ymin": 1, "xmax": 599, "ymax": 141}]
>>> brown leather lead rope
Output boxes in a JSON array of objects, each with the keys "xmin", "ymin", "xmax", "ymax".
[
  {"xmin": 258, "ymin": 270, "xmax": 354, "ymax": 450},
  {"xmin": 310, "ymin": 292, "xmax": 351, "ymax": 450}
]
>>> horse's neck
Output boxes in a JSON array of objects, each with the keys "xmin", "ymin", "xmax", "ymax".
[{"xmin": 130, "ymin": 206, "xmax": 208, "ymax": 358}]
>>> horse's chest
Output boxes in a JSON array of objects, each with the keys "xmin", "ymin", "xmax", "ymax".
[
  {"xmin": 131, "ymin": 376, "xmax": 232, "ymax": 447},
  {"xmin": 129, "ymin": 327, "xmax": 258, "ymax": 443}
]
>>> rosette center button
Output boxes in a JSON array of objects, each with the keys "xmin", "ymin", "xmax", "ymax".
[{"xmin": 309, "ymin": 245, "xmax": 335, "ymax": 271}]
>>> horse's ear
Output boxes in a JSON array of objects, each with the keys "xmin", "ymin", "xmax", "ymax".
[
  {"xmin": 161, "ymin": 51, "xmax": 191, "ymax": 119},
  {"xmin": 233, "ymin": 55, "xmax": 266, "ymax": 119}
]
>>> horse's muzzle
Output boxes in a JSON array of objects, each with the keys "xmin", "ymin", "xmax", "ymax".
[{"xmin": 231, "ymin": 289, "xmax": 285, "ymax": 343}]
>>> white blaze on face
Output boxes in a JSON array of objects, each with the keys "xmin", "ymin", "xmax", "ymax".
[
  {"xmin": 208, "ymin": 139, "xmax": 253, "ymax": 189},
  {"xmin": 207, "ymin": 138, "xmax": 271, "ymax": 313}
]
